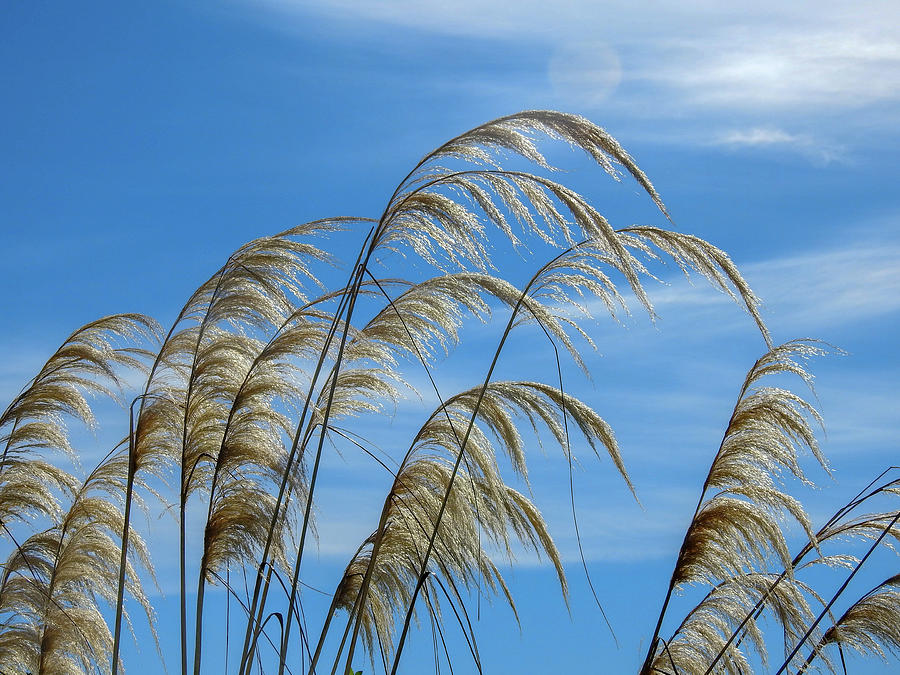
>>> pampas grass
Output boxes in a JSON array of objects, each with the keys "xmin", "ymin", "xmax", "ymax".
[{"xmin": 1, "ymin": 111, "xmax": 897, "ymax": 674}]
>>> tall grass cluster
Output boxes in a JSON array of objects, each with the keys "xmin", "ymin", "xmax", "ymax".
[{"xmin": 1, "ymin": 111, "xmax": 898, "ymax": 674}]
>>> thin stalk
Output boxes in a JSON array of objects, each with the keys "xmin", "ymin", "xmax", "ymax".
[
  {"xmin": 387, "ymin": 245, "xmax": 581, "ymax": 675},
  {"xmin": 307, "ymin": 593, "xmax": 340, "ymax": 674},
  {"xmin": 795, "ymin": 616, "xmax": 849, "ymax": 675},
  {"xmin": 659, "ymin": 637, "xmax": 681, "ymax": 675},
  {"xmin": 209, "ymin": 568, "xmax": 293, "ymax": 670},
  {"xmin": 245, "ymin": 567, "xmax": 275, "ymax": 671},
  {"xmin": 194, "ymin": 299, "xmax": 308, "ymax": 675},
  {"xmin": 193, "ymin": 560, "xmax": 209, "ymax": 675},
  {"xmin": 328, "ymin": 607, "xmax": 357, "ymax": 675},
  {"xmin": 306, "ymin": 440, "xmax": 470, "ymax": 674},
  {"xmin": 280, "ymin": 258, "xmax": 370, "ymax": 672},
  {"xmin": 704, "ymin": 467, "xmax": 900, "ymax": 674},
  {"xmin": 258, "ymin": 561, "xmax": 317, "ymax": 668},
  {"xmin": 431, "ymin": 574, "xmax": 481, "ymax": 672},
  {"xmin": 535, "ymin": 310, "xmax": 618, "ymax": 641},
  {"xmin": 373, "ymin": 607, "xmax": 391, "ymax": 675},
  {"xmin": 774, "ymin": 510, "xmax": 900, "ymax": 675},
  {"xmin": 244, "ymin": 563, "xmax": 325, "ymax": 673},
  {"xmin": 251, "ymin": 612, "xmax": 286, "ymax": 673},
  {"xmin": 331, "ymin": 484, "xmax": 441, "ymax": 675},
  {"xmin": 0, "ymin": 419, "xmax": 20, "ymax": 475},
  {"xmin": 180, "ymin": 254, "xmax": 239, "ymax": 675},
  {"xmin": 639, "ymin": 361, "xmax": 760, "ymax": 675},
  {"xmin": 226, "ymin": 566, "xmax": 231, "ymax": 674},
  {"xmin": 426, "ymin": 582, "xmax": 440, "ymax": 675},
  {"xmin": 239, "ymin": 228, "xmax": 374, "ymax": 675},
  {"xmin": 111, "ymin": 395, "xmax": 147, "ymax": 675},
  {"xmin": 337, "ymin": 271, "xmax": 486, "ymax": 672}
]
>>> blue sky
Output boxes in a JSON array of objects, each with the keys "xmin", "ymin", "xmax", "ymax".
[{"xmin": 2, "ymin": 1, "xmax": 899, "ymax": 673}]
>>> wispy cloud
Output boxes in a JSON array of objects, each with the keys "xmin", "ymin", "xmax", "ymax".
[
  {"xmin": 711, "ymin": 127, "xmax": 846, "ymax": 164},
  {"xmin": 818, "ymin": 375, "xmax": 900, "ymax": 452},
  {"xmin": 240, "ymin": 0, "xmax": 900, "ymax": 116},
  {"xmin": 226, "ymin": 0, "xmax": 899, "ymax": 170},
  {"xmin": 638, "ymin": 235, "xmax": 900, "ymax": 334},
  {"xmin": 748, "ymin": 242, "xmax": 900, "ymax": 332},
  {"xmin": 547, "ymin": 41, "xmax": 623, "ymax": 107},
  {"xmin": 639, "ymin": 29, "xmax": 900, "ymax": 111}
]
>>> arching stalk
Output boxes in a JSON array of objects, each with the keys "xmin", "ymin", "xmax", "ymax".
[
  {"xmin": 110, "ymin": 396, "xmax": 145, "ymax": 675},
  {"xmin": 385, "ymin": 245, "xmax": 584, "ymax": 674},
  {"xmin": 639, "ymin": 362, "xmax": 761, "ymax": 675},
  {"xmin": 330, "ymin": 270, "xmax": 489, "ymax": 673},
  {"xmin": 774, "ymin": 510, "xmax": 900, "ymax": 675},
  {"xmin": 277, "ymin": 255, "xmax": 372, "ymax": 673},
  {"xmin": 703, "ymin": 467, "xmax": 900, "ymax": 674},
  {"xmin": 237, "ymin": 228, "xmax": 374, "ymax": 674}
]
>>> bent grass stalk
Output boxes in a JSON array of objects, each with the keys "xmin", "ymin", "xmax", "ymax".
[
  {"xmin": 386, "ymin": 247, "xmax": 589, "ymax": 674},
  {"xmin": 240, "ymin": 227, "xmax": 374, "ymax": 675}
]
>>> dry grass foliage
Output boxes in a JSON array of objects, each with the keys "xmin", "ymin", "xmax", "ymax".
[{"xmin": 0, "ymin": 111, "xmax": 897, "ymax": 674}]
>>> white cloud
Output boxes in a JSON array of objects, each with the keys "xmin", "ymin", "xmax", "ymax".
[
  {"xmin": 717, "ymin": 128, "xmax": 805, "ymax": 147},
  {"xmin": 239, "ymin": 0, "xmax": 900, "ymax": 115},
  {"xmin": 641, "ymin": 29, "xmax": 900, "ymax": 111},
  {"xmin": 818, "ymin": 376, "xmax": 900, "ymax": 451},
  {"xmin": 747, "ymin": 242, "xmax": 900, "ymax": 331},
  {"xmin": 711, "ymin": 127, "xmax": 845, "ymax": 164},
  {"xmin": 630, "ymin": 234, "xmax": 900, "ymax": 334}
]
